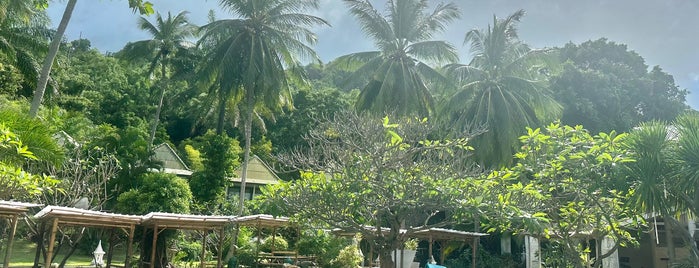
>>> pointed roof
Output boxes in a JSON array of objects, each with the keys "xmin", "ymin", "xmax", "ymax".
[
  {"xmin": 153, "ymin": 143, "xmax": 193, "ymax": 176},
  {"xmin": 230, "ymin": 155, "xmax": 280, "ymax": 185}
]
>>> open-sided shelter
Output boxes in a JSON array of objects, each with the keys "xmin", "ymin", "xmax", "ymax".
[
  {"xmin": 0, "ymin": 201, "xmax": 43, "ymax": 268},
  {"xmin": 411, "ymin": 228, "xmax": 488, "ymax": 267},
  {"xmin": 33, "ymin": 206, "xmax": 142, "ymax": 268},
  {"xmin": 139, "ymin": 213, "xmax": 236, "ymax": 268}
]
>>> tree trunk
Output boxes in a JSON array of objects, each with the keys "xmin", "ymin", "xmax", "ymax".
[
  {"xmin": 57, "ymin": 228, "xmax": 85, "ymax": 268},
  {"xmin": 216, "ymin": 90, "xmax": 227, "ymax": 135},
  {"xmin": 29, "ymin": 0, "xmax": 77, "ymax": 117},
  {"xmin": 148, "ymin": 60, "xmax": 168, "ymax": 148},
  {"xmin": 237, "ymin": 100, "xmax": 253, "ymax": 216},
  {"xmin": 664, "ymin": 215, "xmax": 676, "ymax": 265}
]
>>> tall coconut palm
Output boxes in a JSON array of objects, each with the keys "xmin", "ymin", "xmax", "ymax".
[
  {"xmin": 28, "ymin": 0, "xmax": 76, "ymax": 117},
  {"xmin": 120, "ymin": 11, "xmax": 197, "ymax": 147},
  {"xmin": 441, "ymin": 10, "xmax": 560, "ymax": 167},
  {"xmin": 333, "ymin": 0, "xmax": 460, "ymax": 117},
  {"xmin": 197, "ymin": 0, "xmax": 328, "ymax": 215}
]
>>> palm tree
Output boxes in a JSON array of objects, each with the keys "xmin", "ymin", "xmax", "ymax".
[
  {"xmin": 197, "ymin": 0, "xmax": 328, "ymax": 215},
  {"xmin": 120, "ymin": 11, "xmax": 197, "ymax": 147},
  {"xmin": 441, "ymin": 10, "xmax": 560, "ymax": 167},
  {"xmin": 332, "ymin": 0, "xmax": 460, "ymax": 117},
  {"xmin": 28, "ymin": 0, "xmax": 76, "ymax": 117},
  {"xmin": 624, "ymin": 121, "xmax": 680, "ymax": 263},
  {"xmin": 0, "ymin": 1, "xmax": 50, "ymax": 92}
]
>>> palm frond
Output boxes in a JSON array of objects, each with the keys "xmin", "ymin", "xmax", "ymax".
[{"xmin": 407, "ymin": 40, "xmax": 458, "ymax": 64}]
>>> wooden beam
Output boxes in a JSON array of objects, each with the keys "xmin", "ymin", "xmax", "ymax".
[
  {"xmin": 45, "ymin": 218, "xmax": 59, "ymax": 268},
  {"xmin": 125, "ymin": 225, "xmax": 135, "ymax": 268},
  {"xmin": 216, "ymin": 228, "xmax": 224, "ymax": 268},
  {"xmin": 3, "ymin": 215, "xmax": 19, "ymax": 268},
  {"xmin": 150, "ymin": 225, "xmax": 159, "ymax": 268},
  {"xmin": 106, "ymin": 228, "xmax": 115, "ymax": 268},
  {"xmin": 200, "ymin": 231, "xmax": 208, "ymax": 268}
]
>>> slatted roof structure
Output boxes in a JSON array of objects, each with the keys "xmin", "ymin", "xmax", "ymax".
[
  {"xmin": 233, "ymin": 214, "xmax": 290, "ymax": 228},
  {"xmin": 233, "ymin": 215, "xmax": 296, "ymax": 262},
  {"xmin": 141, "ymin": 212, "xmax": 235, "ymax": 230},
  {"xmin": 33, "ymin": 206, "xmax": 143, "ymax": 268},
  {"xmin": 412, "ymin": 228, "xmax": 488, "ymax": 267},
  {"xmin": 330, "ymin": 226, "xmax": 487, "ymax": 268},
  {"xmin": 0, "ymin": 201, "xmax": 43, "ymax": 268},
  {"xmin": 140, "ymin": 213, "xmax": 237, "ymax": 268}
]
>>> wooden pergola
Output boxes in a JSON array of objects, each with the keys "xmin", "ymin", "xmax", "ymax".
[
  {"xmin": 139, "ymin": 213, "xmax": 236, "ymax": 268},
  {"xmin": 0, "ymin": 201, "xmax": 43, "ymax": 268},
  {"xmin": 332, "ymin": 226, "xmax": 488, "ymax": 268},
  {"xmin": 233, "ymin": 215, "xmax": 295, "ymax": 266},
  {"xmin": 411, "ymin": 228, "xmax": 488, "ymax": 268},
  {"xmin": 33, "ymin": 206, "xmax": 142, "ymax": 268}
]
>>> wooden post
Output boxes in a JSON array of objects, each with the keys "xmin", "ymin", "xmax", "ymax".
[
  {"xmin": 106, "ymin": 229, "xmax": 115, "ymax": 268},
  {"xmin": 471, "ymin": 238, "xmax": 478, "ymax": 268},
  {"xmin": 200, "ymin": 231, "xmax": 208, "ymax": 268},
  {"xmin": 125, "ymin": 225, "xmax": 135, "ymax": 268},
  {"xmin": 428, "ymin": 237, "xmax": 434, "ymax": 264},
  {"xmin": 45, "ymin": 218, "xmax": 59, "ymax": 268},
  {"xmin": 32, "ymin": 221, "xmax": 46, "ymax": 268},
  {"xmin": 216, "ymin": 228, "xmax": 224, "ymax": 268},
  {"xmin": 150, "ymin": 225, "xmax": 159, "ymax": 268},
  {"xmin": 3, "ymin": 215, "xmax": 19, "ymax": 268}
]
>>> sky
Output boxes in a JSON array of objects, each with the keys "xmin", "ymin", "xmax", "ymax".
[{"xmin": 47, "ymin": 0, "xmax": 699, "ymax": 108}]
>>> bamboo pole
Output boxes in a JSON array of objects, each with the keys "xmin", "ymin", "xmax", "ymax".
[
  {"xmin": 45, "ymin": 219, "xmax": 59, "ymax": 268},
  {"xmin": 3, "ymin": 215, "xmax": 19, "ymax": 268},
  {"xmin": 125, "ymin": 225, "xmax": 135, "ymax": 268},
  {"xmin": 200, "ymin": 231, "xmax": 208, "ymax": 268},
  {"xmin": 150, "ymin": 225, "xmax": 159, "ymax": 268}
]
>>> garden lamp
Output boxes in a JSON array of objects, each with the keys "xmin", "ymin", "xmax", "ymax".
[{"xmin": 93, "ymin": 240, "xmax": 105, "ymax": 267}]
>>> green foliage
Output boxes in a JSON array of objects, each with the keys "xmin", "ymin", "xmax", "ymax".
[
  {"xmin": 296, "ymin": 230, "xmax": 350, "ymax": 267},
  {"xmin": 259, "ymin": 236, "xmax": 288, "ymax": 253},
  {"xmin": 490, "ymin": 123, "xmax": 638, "ymax": 267},
  {"xmin": 182, "ymin": 144, "xmax": 203, "ymax": 171},
  {"xmin": 268, "ymin": 87, "xmax": 352, "ymax": 154},
  {"xmin": 0, "ymin": 109, "xmax": 64, "ymax": 165},
  {"xmin": 441, "ymin": 10, "xmax": 560, "ymax": 167},
  {"xmin": 334, "ymin": 0, "xmax": 460, "ymax": 117},
  {"xmin": 259, "ymin": 111, "xmax": 483, "ymax": 266},
  {"xmin": 0, "ymin": 123, "xmax": 58, "ymax": 200},
  {"xmin": 550, "ymin": 38, "xmax": 688, "ymax": 133},
  {"xmin": 330, "ymin": 243, "xmax": 362, "ymax": 268},
  {"xmin": 173, "ymin": 239, "xmax": 204, "ymax": 263},
  {"xmin": 188, "ymin": 131, "xmax": 240, "ymax": 211},
  {"xmin": 52, "ymin": 47, "xmax": 151, "ymax": 128},
  {"xmin": 115, "ymin": 172, "xmax": 192, "ymax": 214}
]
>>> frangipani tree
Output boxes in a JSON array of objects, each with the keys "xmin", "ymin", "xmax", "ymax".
[
  {"xmin": 490, "ymin": 123, "xmax": 639, "ymax": 268},
  {"xmin": 259, "ymin": 111, "xmax": 502, "ymax": 268}
]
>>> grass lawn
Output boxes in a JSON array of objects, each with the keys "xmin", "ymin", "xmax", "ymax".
[{"xmin": 6, "ymin": 239, "xmax": 127, "ymax": 267}]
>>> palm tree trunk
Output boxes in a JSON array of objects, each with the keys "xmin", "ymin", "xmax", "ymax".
[
  {"xmin": 664, "ymin": 215, "xmax": 676, "ymax": 264},
  {"xmin": 29, "ymin": 0, "xmax": 77, "ymax": 117},
  {"xmin": 237, "ymin": 100, "xmax": 253, "ymax": 216},
  {"xmin": 216, "ymin": 91, "xmax": 227, "ymax": 135},
  {"xmin": 148, "ymin": 60, "xmax": 167, "ymax": 148}
]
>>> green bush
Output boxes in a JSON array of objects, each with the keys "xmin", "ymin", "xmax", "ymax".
[
  {"xmin": 296, "ymin": 230, "xmax": 351, "ymax": 267},
  {"xmin": 330, "ymin": 244, "xmax": 362, "ymax": 268},
  {"xmin": 174, "ymin": 240, "xmax": 203, "ymax": 262},
  {"xmin": 260, "ymin": 236, "xmax": 288, "ymax": 252}
]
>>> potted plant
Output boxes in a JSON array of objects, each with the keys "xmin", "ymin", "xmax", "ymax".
[{"xmin": 392, "ymin": 239, "xmax": 418, "ymax": 268}]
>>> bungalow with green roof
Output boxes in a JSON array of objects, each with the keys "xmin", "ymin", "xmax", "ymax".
[{"xmin": 226, "ymin": 155, "xmax": 280, "ymax": 201}]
